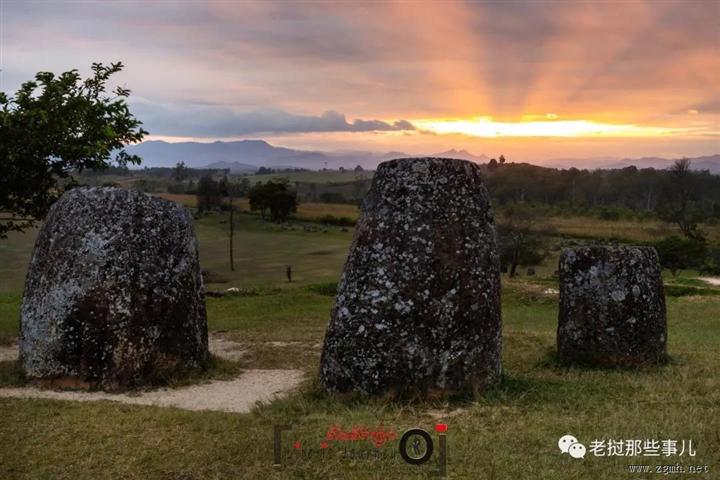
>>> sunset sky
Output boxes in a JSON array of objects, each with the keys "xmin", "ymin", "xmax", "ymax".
[{"xmin": 2, "ymin": 0, "xmax": 718, "ymax": 162}]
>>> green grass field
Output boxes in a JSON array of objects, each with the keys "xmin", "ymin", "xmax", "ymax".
[{"xmin": 1, "ymin": 206, "xmax": 718, "ymax": 479}]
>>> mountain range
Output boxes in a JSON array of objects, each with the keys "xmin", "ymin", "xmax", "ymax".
[{"xmin": 127, "ymin": 140, "xmax": 720, "ymax": 174}]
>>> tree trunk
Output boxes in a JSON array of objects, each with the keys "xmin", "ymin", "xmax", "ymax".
[
  {"xmin": 509, "ymin": 247, "xmax": 520, "ymax": 278},
  {"xmin": 229, "ymin": 194, "xmax": 235, "ymax": 272}
]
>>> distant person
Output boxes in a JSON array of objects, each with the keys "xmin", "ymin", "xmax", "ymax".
[{"xmin": 286, "ymin": 265, "xmax": 292, "ymax": 283}]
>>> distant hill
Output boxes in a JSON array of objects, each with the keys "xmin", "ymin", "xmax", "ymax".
[
  {"xmin": 126, "ymin": 139, "xmax": 497, "ymax": 171},
  {"xmin": 127, "ymin": 139, "xmax": 333, "ymax": 170},
  {"xmin": 431, "ymin": 149, "xmax": 490, "ymax": 163},
  {"xmin": 127, "ymin": 139, "xmax": 718, "ymax": 174},
  {"xmin": 546, "ymin": 155, "xmax": 720, "ymax": 173},
  {"xmin": 599, "ymin": 155, "xmax": 720, "ymax": 173}
]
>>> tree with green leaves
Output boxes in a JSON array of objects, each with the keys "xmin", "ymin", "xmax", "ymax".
[
  {"xmin": 497, "ymin": 204, "xmax": 546, "ymax": 277},
  {"xmin": 654, "ymin": 236, "xmax": 707, "ymax": 276},
  {"xmin": 172, "ymin": 161, "xmax": 190, "ymax": 182},
  {"xmin": 196, "ymin": 175, "xmax": 223, "ymax": 213},
  {"xmin": 248, "ymin": 179, "xmax": 298, "ymax": 222},
  {"xmin": 658, "ymin": 158, "xmax": 706, "ymax": 241},
  {"xmin": 0, "ymin": 62, "xmax": 147, "ymax": 237}
]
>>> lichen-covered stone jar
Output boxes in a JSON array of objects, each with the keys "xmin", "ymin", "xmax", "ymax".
[
  {"xmin": 320, "ymin": 158, "xmax": 502, "ymax": 396},
  {"xmin": 20, "ymin": 187, "xmax": 208, "ymax": 390},
  {"xmin": 557, "ymin": 246, "xmax": 667, "ymax": 367}
]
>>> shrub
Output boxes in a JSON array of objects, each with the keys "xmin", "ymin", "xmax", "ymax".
[
  {"xmin": 654, "ymin": 236, "xmax": 707, "ymax": 276},
  {"xmin": 597, "ymin": 207, "xmax": 621, "ymax": 221},
  {"xmin": 314, "ymin": 215, "xmax": 355, "ymax": 227},
  {"xmin": 307, "ymin": 282, "xmax": 338, "ymax": 296}
]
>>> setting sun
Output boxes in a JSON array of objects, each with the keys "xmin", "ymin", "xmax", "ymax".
[{"xmin": 414, "ymin": 117, "xmax": 682, "ymax": 138}]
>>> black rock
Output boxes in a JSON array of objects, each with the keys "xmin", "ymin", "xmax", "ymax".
[
  {"xmin": 319, "ymin": 158, "xmax": 502, "ymax": 395},
  {"xmin": 20, "ymin": 187, "xmax": 208, "ymax": 390},
  {"xmin": 557, "ymin": 246, "xmax": 667, "ymax": 367}
]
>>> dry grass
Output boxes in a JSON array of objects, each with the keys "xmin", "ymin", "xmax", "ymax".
[
  {"xmin": 536, "ymin": 216, "xmax": 720, "ymax": 243},
  {"xmin": 154, "ymin": 194, "xmax": 359, "ymax": 222},
  {"xmin": 153, "ymin": 194, "xmax": 720, "ymax": 243}
]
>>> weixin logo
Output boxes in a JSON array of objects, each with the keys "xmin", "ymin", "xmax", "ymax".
[
  {"xmin": 559, "ymin": 434, "xmax": 698, "ymax": 459},
  {"xmin": 559, "ymin": 434, "xmax": 587, "ymax": 459}
]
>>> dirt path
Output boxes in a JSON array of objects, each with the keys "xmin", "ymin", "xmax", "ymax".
[
  {"xmin": 0, "ymin": 335, "xmax": 304, "ymax": 413},
  {"xmin": 0, "ymin": 342, "xmax": 17, "ymax": 362},
  {"xmin": 0, "ymin": 369, "xmax": 304, "ymax": 413},
  {"xmin": 698, "ymin": 276, "xmax": 720, "ymax": 287}
]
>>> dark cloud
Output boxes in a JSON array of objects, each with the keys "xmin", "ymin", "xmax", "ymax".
[{"xmin": 130, "ymin": 102, "xmax": 415, "ymax": 137}]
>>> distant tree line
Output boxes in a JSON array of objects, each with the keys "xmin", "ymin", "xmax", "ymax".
[
  {"xmin": 488, "ymin": 158, "xmax": 720, "ymax": 276},
  {"xmin": 256, "ymin": 166, "xmax": 309, "ymax": 175},
  {"xmin": 483, "ymin": 160, "xmax": 720, "ymax": 220}
]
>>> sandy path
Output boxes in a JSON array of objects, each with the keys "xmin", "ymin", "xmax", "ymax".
[
  {"xmin": 698, "ymin": 276, "xmax": 720, "ymax": 287},
  {"xmin": 0, "ymin": 335, "xmax": 304, "ymax": 413},
  {"xmin": 0, "ymin": 369, "xmax": 304, "ymax": 413},
  {"xmin": 0, "ymin": 342, "xmax": 17, "ymax": 362}
]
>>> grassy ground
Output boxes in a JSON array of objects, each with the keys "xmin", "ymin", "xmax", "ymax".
[
  {"xmin": 1, "ymin": 281, "xmax": 718, "ymax": 479},
  {"xmin": 0, "ymin": 212, "xmax": 353, "ymax": 295},
  {"xmin": 1, "ymin": 204, "xmax": 718, "ymax": 479}
]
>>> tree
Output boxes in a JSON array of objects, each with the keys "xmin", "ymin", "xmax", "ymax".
[
  {"xmin": 268, "ymin": 188, "xmax": 298, "ymax": 221},
  {"xmin": 0, "ymin": 62, "xmax": 147, "ymax": 237},
  {"xmin": 238, "ymin": 177, "xmax": 251, "ymax": 197},
  {"xmin": 196, "ymin": 175, "xmax": 222, "ymax": 212},
  {"xmin": 658, "ymin": 158, "xmax": 705, "ymax": 241},
  {"xmin": 248, "ymin": 181, "xmax": 269, "ymax": 219},
  {"xmin": 218, "ymin": 176, "xmax": 235, "ymax": 272},
  {"xmin": 173, "ymin": 161, "xmax": 190, "ymax": 182},
  {"xmin": 497, "ymin": 205, "xmax": 546, "ymax": 277},
  {"xmin": 248, "ymin": 179, "xmax": 298, "ymax": 221},
  {"xmin": 218, "ymin": 175, "xmax": 247, "ymax": 272}
]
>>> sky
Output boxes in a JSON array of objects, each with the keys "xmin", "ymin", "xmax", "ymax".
[{"xmin": 1, "ymin": 0, "xmax": 719, "ymax": 162}]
